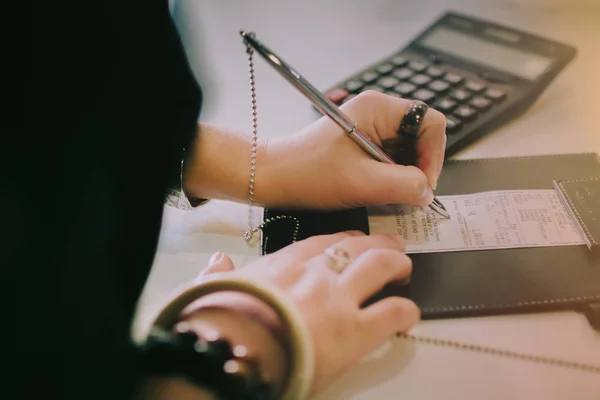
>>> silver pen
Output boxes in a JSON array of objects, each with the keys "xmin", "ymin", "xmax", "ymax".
[{"xmin": 240, "ymin": 31, "xmax": 450, "ymax": 219}]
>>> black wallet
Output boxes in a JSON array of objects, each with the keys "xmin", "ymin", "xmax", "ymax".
[{"xmin": 261, "ymin": 153, "xmax": 600, "ymax": 329}]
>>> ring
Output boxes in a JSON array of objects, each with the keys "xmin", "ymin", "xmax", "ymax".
[
  {"xmin": 324, "ymin": 247, "xmax": 351, "ymax": 273},
  {"xmin": 398, "ymin": 100, "xmax": 430, "ymax": 138}
]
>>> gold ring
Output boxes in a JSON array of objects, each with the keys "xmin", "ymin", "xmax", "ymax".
[{"xmin": 324, "ymin": 247, "xmax": 351, "ymax": 273}]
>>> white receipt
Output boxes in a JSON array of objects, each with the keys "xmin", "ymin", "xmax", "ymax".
[{"xmin": 368, "ymin": 190, "xmax": 586, "ymax": 254}]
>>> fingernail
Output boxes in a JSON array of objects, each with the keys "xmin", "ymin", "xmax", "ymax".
[
  {"xmin": 419, "ymin": 185, "xmax": 434, "ymax": 207},
  {"xmin": 208, "ymin": 252, "xmax": 224, "ymax": 266},
  {"xmin": 432, "ymin": 180, "xmax": 438, "ymax": 191}
]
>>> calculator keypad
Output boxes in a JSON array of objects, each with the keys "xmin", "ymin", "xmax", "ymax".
[
  {"xmin": 394, "ymin": 82, "xmax": 417, "ymax": 96},
  {"xmin": 376, "ymin": 63, "xmax": 394, "ymax": 74},
  {"xmin": 327, "ymin": 54, "xmax": 510, "ymax": 136},
  {"xmin": 393, "ymin": 68, "xmax": 414, "ymax": 80},
  {"xmin": 412, "ymin": 89, "xmax": 436, "ymax": 103},
  {"xmin": 409, "ymin": 74, "xmax": 432, "ymax": 86}
]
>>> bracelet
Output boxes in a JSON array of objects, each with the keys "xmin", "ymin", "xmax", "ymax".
[
  {"xmin": 139, "ymin": 324, "xmax": 271, "ymax": 399},
  {"xmin": 144, "ymin": 275, "xmax": 314, "ymax": 400}
]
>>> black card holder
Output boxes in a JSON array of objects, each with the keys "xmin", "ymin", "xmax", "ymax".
[
  {"xmin": 261, "ymin": 207, "xmax": 370, "ymax": 255},
  {"xmin": 261, "ymin": 154, "xmax": 600, "ymax": 329}
]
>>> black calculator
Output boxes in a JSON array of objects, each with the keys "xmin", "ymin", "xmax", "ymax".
[{"xmin": 323, "ymin": 11, "xmax": 577, "ymax": 156}]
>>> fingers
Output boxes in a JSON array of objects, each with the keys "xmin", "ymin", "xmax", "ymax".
[
  {"xmin": 370, "ymin": 163, "xmax": 434, "ymax": 207},
  {"xmin": 313, "ymin": 233, "xmax": 406, "ymax": 264},
  {"xmin": 360, "ymin": 297, "xmax": 421, "ymax": 350},
  {"xmin": 272, "ymin": 230, "xmax": 366, "ymax": 262},
  {"xmin": 339, "ymin": 249, "xmax": 412, "ymax": 303},
  {"xmin": 345, "ymin": 91, "xmax": 447, "ymax": 190},
  {"xmin": 200, "ymin": 252, "xmax": 236, "ymax": 277}
]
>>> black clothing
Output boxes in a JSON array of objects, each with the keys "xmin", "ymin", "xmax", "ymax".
[{"xmin": 19, "ymin": 1, "xmax": 202, "ymax": 398}]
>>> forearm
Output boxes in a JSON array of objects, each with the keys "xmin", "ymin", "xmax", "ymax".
[{"xmin": 183, "ymin": 123, "xmax": 259, "ymax": 203}]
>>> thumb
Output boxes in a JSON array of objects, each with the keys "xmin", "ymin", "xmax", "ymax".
[
  {"xmin": 372, "ymin": 164, "xmax": 434, "ymax": 208},
  {"xmin": 200, "ymin": 252, "xmax": 235, "ymax": 277}
]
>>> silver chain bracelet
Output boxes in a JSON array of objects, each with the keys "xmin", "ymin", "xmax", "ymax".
[{"xmin": 242, "ymin": 32, "xmax": 299, "ymax": 247}]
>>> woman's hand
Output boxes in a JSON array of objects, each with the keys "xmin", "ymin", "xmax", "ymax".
[
  {"xmin": 257, "ymin": 91, "xmax": 447, "ymax": 209},
  {"xmin": 180, "ymin": 231, "xmax": 420, "ymax": 395},
  {"xmin": 183, "ymin": 91, "xmax": 446, "ymax": 210}
]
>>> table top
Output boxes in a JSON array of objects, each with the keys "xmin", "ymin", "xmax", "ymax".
[{"xmin": 136, "ymin": 1, "xmax": 600, "ymax": 399}]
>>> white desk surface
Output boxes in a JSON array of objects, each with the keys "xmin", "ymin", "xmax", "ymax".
[{"xmin": 137, "ymin": 1, "xmax": 600, "ymax": 399}]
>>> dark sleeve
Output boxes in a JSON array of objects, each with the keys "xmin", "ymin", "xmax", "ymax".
[{"xmin": 13, "ymin": 1, "xmax": 201, "ymax": 398}]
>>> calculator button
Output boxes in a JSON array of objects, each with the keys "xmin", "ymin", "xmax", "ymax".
[
  {"xmin": 412, "ymin": 88, "xmax": 436, "ymax": 103},
  {"xmin": 464, "ymin": 80, "xmax": 487, "ymax": 93},
  {"xmin": 391, "ymin": 56, "xmax": 408, "ymax": 67},
  {"xmin": 485, "ymin": 88, "xmax": 506, "ymax": 102},
  {"xmin": 361, "ymin": 71, "xmax": 379, "ymax": 84},
  {"xmin": 428, "ymin": 80, "xmax": 451, "ymax": 93},
  {"xmin": 433, "ymin": 98, "xmax": 457, "ymax": 113},
  {"xmin": 450, "ymin": 88, "xmax": 472, "ymax": 102},
  {"xmin": 426, "ymin": 66, "xmax": 445, "ymax": 78},
  {"xmin": 409, "ymin": 74, "xmax": 432, "ymax": 86},
  {"xmin": 469, "ymin": 96, "xmax": 492, "ymax": 111},
  {"xmin": 445, "ymin": 116, "xmax": 463, "ymax": 134},
  {"xmin": 377, "ymin": 76, "xmax": 400, "ymax": 89},
  {"xmin": 345, "ymin": 80, "xmax": 364, "ymax": 93},
  {"xmin": 376, "ymin": 63, "xmax": 394, "ymax": 74},
  {"xmin": 342, "ymin": 94, "xmax": 357, "ymax": 104},
  {"xmin": 363, "ymin": 85, "xmax": 385, "ymax": 93},
  {"xmin": 393, "ymin": 68, "xmax": 414, "ymax": 80},
  {"xmin": 326, "ymin": 87, "xmax": 349, "ymax": 103},
  {"xmin": 444, "ymin": 72, "xmax": 464, "ymax": 85},
  {"xmin": 408, "ymin": 61, "xmax": 427, "ymax": 72},
  {"xmin": 394, "ymin": 82, "xmax": 417, "ymax": 96},
  {"xmin": 453, "ymin": 105, "xmax": 478, "ymax": 121}
]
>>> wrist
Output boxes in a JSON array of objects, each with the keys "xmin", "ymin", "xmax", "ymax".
[
  {"xmin": 180, "ymin": 305, "xmax": 288, "ymax": 394},
  {"xmin": 183, "ymin": 124, "xmax": 256, "ymax": 203}
]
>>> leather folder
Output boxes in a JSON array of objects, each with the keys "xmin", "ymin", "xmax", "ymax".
[{"xmin": 261, "ymin": 153, "xmax": 600, "ymax": 329}]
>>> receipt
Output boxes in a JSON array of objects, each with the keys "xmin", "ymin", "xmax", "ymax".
[{"xmin": 368, "ymin": 190, "xmax": 586, "ymax": 254}]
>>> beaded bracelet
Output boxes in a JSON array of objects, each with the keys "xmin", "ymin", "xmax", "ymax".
[
  {"xmin": 139, "ymin": 323, "xmax": 272, "ymax": 399},
  {"xmin": 143, "ymin": 275, "xmax": 314, "ymax": 400}
]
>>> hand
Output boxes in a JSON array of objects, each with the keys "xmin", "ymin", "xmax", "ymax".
[
  {"xmin": 256, "ymin": 91, "xmax": 447, "ymax": 209},
  {"xmin": 180, "ymin": 231, "xmax": 420, "ymax": 395},
  {"xmin": 183, "ymin": 91, "xmax": 446, "ymax": 210}
]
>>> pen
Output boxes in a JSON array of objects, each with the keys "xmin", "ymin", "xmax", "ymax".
[{"xmin": 240, "ymin": 31, "xmax": 450, "ymax": 219}]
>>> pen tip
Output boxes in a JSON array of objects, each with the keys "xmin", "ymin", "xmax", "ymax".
[{"xmin": 240, "ymin": 30, "xmax": 248, "ymax": 37}]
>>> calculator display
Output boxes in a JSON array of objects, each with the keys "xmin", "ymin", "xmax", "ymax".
[{"xmin": 419, "ymin": 27, "xmax": 552, "ymax": 80}]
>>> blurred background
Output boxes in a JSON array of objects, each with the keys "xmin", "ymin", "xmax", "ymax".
[{"xmin": 168, "ymin": 0, "xmax": 600, "ymax": 161}]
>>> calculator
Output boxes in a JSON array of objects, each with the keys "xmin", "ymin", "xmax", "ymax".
[{"xmin": 323, "ymin": 11, "xmax": 577, "ymax": 156}]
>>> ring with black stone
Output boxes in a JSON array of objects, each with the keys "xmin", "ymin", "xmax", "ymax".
[{"xmin": 398, "ymin": 100, "xmax": 430, "ymax": 138}]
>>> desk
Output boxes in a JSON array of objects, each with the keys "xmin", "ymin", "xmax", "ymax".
[{"xmin": 136, "ymin": 1, "xmax": 600, "ymax": 399}]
